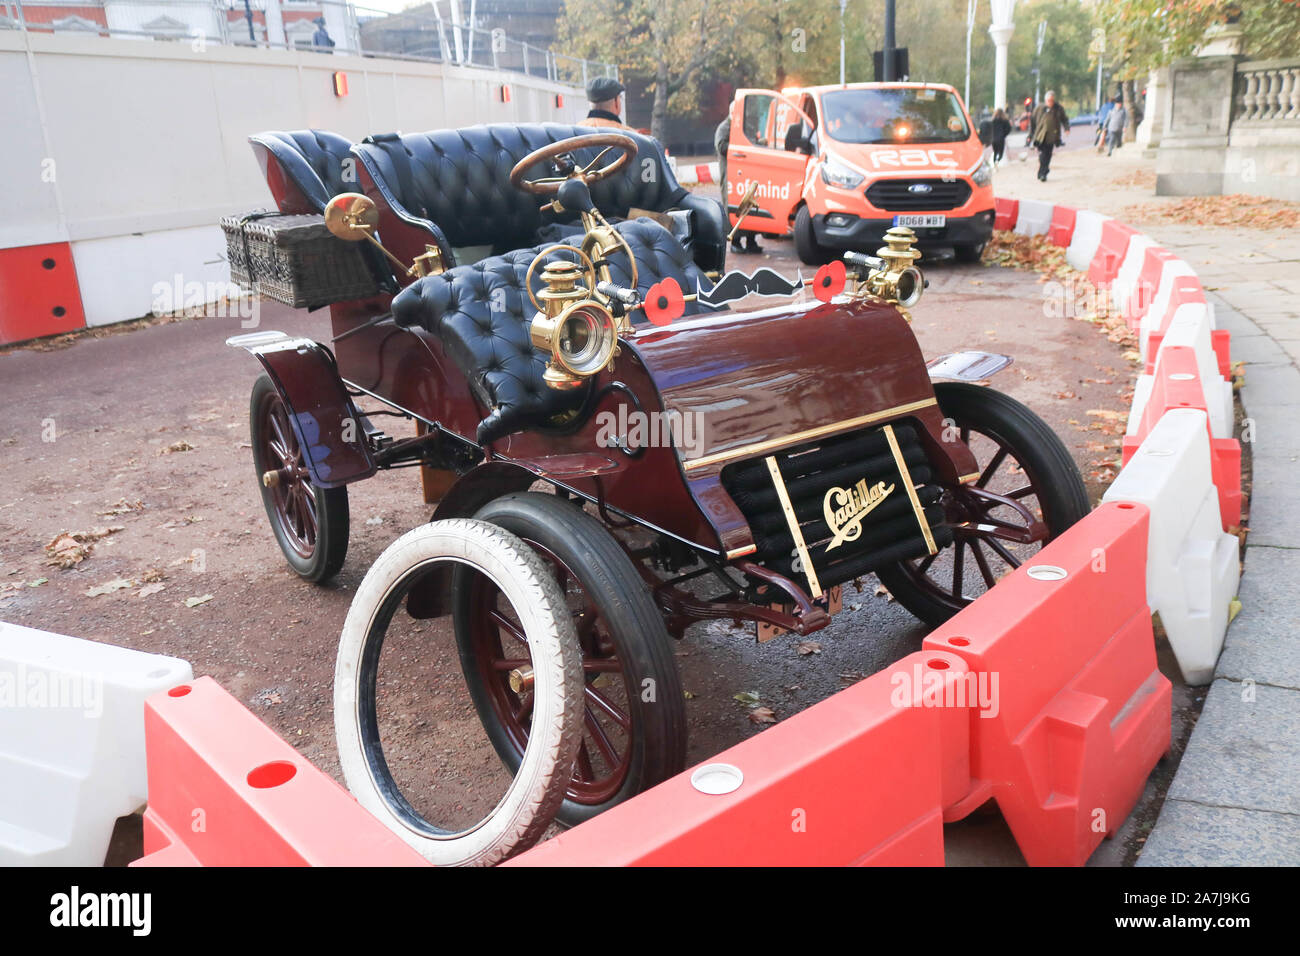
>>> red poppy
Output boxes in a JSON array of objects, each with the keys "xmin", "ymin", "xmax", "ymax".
[
  {"xmin": 812, "ymin": 260, "xmax": 847, "ymax": 302},
  {"xmin": 644, "ymin": 277, "xmax": 685, "ymax": 326}
]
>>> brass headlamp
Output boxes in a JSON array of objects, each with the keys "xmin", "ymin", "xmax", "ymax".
[
  {"xmin": 525, "ymin": 250, "xmax": 619, "ymax": 390},
  {"xmin": 845, "ymin": 226, "xmax": 925, "ymax": 317}
]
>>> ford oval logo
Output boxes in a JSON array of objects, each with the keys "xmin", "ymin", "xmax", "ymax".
[{"xmin": 908, "ymin": 183, "xmax": 933, "ymax": 194}]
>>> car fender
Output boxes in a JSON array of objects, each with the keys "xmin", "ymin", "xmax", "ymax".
[
  {"xmin": 925, "ymin": 351, "xmax": 1013, "ymax": 383},
  {"xmin": 227, "ymin": 331, "xmax": 376, "ymax": 488}
]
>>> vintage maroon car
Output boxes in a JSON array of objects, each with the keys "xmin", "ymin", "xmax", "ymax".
[{"xmin": 226, "ymin": 123, "xmax": 1088, "ymax": 863}]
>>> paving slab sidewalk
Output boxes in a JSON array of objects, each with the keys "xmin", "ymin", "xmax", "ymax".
[{"xmin": 997, "ymin": 135, "xmax": 1300, "ymax": 865}]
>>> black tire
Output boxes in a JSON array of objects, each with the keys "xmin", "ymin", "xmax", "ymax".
[
  {"xmin": 877, "ymin": 382, "xmax": 1090, "ymax": 627},
  {"xmin": 250, "ymin": 373, "xmax": 349, "ymax": 583},
  {"xmin": 454, "ymin": 492, "xmax": 686, "ymax": 827},
  {"xmin": 953, "ymin": 241, "xmax": 987, "ymax": 263},
  {"xmin": 794, "ymin": 204, "xmax": 830, "ymax": 265}
]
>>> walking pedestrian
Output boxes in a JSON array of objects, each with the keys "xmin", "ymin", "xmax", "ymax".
[
  {"xmin": 1030, "ymin": 90, "xmax": 1070, "ymax": 181},
  {"xmin": 990, "ymin": 108, "xmax": 1012, "ymax": 165},
  {"xmin": 1094, "ymin": 97, "xmax": 1114, "ymax": 152},
  {"xmin": 1103, "ymin": 98, "xmax": 1127, "ymax": 156}
]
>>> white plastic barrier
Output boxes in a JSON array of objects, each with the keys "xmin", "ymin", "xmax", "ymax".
[
  {"xmin": 1103, "ymin": 410, "xmax": 1239, "ymax": 685},
  {"xmin": 0, "ymin": 622, "xmax": 192, "ymax": 865},
  {"xmin": 1066, "ymin": 209, "xmax": 1112, "ymax": 273},
  {"xmin": 1129, "ymin": 302, "xmax": 1233, "ymax": 440},
  {"xmin": 672, "ymin": 161, "xmax": 720, "ymax": 186},
  {"xmin": 1111, "ymin": 234, "xmax": 1158, "ymax": 318},
  {"xmin": 1013, "ymin": 198, "xmax": 1054, "ymax": 237},
  {"xmin": 1138, "ymin": 260, "xmax": 1201, "ymax": 362}
]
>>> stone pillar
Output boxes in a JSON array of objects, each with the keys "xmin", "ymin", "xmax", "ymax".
[
  {"xmin": 1155, "ymin": 55, "xmax": 1239, "ymax": 196},
  {"xmin": 989, "ymin": 0, "xmax": 1017, "ymax": 112},
  {"xmin": 1135, "ymin": 67, "xmax": 1168, "ymax": 156}
]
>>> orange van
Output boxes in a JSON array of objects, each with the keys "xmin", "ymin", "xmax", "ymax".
[{"xmin": 724, "ymin": 82, "xmax": 995, "ymax": 263}]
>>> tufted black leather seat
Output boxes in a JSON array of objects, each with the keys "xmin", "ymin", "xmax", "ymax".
[
  {"xmin": 391, "ymin": 218, "xmax": 716, "ymax": 445},
  {"xmin": 248, "ymin": 130, "xmax": 356, "ymax": 213},
  {"xmin": 352, "ymin": 123, "xmax": 726, "ymax": 272}
]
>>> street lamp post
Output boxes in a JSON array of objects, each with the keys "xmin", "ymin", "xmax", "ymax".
[
  {"xmin": 883, "ymin": 0, "xmax": 896, "ymax": 82},
  {"xmin": 989, "ymin": 0, "xmax": 1017, "ymax": 113},
  {"xmin": 964, "ymin": 0, "xmax": 976, "ymax": 107},
  {"xmin": 1033, "ymin": 19, "xmax": 1046, "ymax": 106},
  {"xmin": 839, "ymin": 0, "xmax": 847, "ymax": 86}
]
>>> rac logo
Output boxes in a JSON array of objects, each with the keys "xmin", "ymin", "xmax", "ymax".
[{"xmin": 869, "ymin": 148, "xmax": 958, "ymax": 169}]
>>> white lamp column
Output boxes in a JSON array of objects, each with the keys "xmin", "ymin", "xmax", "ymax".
[{"xmin": 989, "ymin": 0, "xmax": 1017, "ymax": 112}]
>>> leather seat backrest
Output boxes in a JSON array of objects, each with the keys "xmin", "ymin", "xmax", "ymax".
[
  {"xmin": 352, "ymin": 124, "xmax": 690, "ymax": 253},
  {"xmin": 248, "ymin": 130, "xmax": 356, "ymax": 213}
]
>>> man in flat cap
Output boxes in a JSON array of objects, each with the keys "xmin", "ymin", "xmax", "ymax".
[{"xmin": 579, "ymin": 77, "xmax": 631, "ymax": 129}]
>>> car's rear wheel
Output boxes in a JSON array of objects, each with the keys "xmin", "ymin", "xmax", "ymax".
[
  {"xmin": 876, "ymin": 382, "xmax": 1090, "ymax": 626},
  {"xmin": 250, "ymin": 373, "xmax": 349, "ymax": 582},
  {"xmin": 794, "ymin": 205, "xmax": 831, "ymax": 265},
  {"xmin": 454, "ymin": 492, "xmax": 687, "ymax": 827}
]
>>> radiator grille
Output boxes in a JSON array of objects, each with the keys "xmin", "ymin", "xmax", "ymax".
[
  {"xmin": 865, "ymin": 178, "xmax": 972, "ymax": 211},
  {"xmin": 721, "ymin": 423, "xmax": 952, "ymax": 591}
]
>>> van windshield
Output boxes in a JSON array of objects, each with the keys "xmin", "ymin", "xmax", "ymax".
[{"xmin": 821, "ymin": 88, "xmax": 970, "ymax": 144}]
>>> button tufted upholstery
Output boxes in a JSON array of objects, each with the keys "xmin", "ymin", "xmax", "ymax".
[
  {"xmin": 248, "ymin": 130, "xmax": 356, "ymax": 213},
  {"xmin": 353, "ymin": 124, "xmax": 726, "ymax": 271},
  {"xmin": 391, "ymin": 218, "xmax": 717, "ymax": 445}
]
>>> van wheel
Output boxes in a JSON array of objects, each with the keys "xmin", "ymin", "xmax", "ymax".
[
  {"xmin": 954, "ymin": 241, "xmax": 987, "ymax": 263},
  {"xmin": 794, "ymin": 206, "xmax": 830, "ymax": 265}
]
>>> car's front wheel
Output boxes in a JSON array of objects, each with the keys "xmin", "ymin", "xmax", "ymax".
[{"xmin": 876, "ymin": 382, "xmax": 1090, "ymax": 626}]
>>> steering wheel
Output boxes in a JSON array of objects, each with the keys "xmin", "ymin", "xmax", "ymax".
[{"xmin": 509, "ymin": 133, "xmax": 638, "ymax": 196}]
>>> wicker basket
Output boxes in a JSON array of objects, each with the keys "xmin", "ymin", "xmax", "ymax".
[{"xmin": 220, "ymin": 212, "xmax": 379, "ymax": 308}]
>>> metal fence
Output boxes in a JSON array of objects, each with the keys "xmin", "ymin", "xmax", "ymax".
[{"xmin": 2, "ymin": 0, "xmax": 617, "ymax": 85}]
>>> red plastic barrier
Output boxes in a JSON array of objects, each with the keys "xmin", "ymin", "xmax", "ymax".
[
  {"xmin": 508, "ymin": 650, "xmax": 973, "ymax": 867},
  {"xmin": 1121, "ymin": 347, "xmax": 1242, "ymax": 529},
  {"xmin": 1128, "ymin": 246, "xmax": 1180, "ymax": 326},
  {"xmin": 131, "ymin": 677, "xmax": 429, "ymax": 867},
  {"xmin": 1087, "ymin": 219, "xmax": 1138, "ymax": 287},
  {"xmin": 1048, "ymin": 204, "xmax": 1077, "ymax": 247},
  {"xmin": 0, "ymin": 242, "xmax": 88, "ymax": 346},
  {"xmin": 1145, "ymin": 328, "xmax": 1233, "ymax": 380},
  {"xmin": 923, "ymin": 502, "xmax": 1171, "ymax": 867},
  {"xmin": 994, "ymin": 197, "xmax": 1019, "ymax": 232}
]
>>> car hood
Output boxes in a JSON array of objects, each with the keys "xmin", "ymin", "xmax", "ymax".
[{"xmin": 626, "ymin": 296, "xmax": 939, "ymax": 480}]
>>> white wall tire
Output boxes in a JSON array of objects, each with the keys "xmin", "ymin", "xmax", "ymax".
[{"xmin": 334, "ymin": 519, "xmax": 583, "ymax": 866}]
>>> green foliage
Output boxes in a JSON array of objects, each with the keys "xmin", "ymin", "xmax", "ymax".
[{"xmin": 1096, "ymin": 0, "xmax": 1300, "ymax": 77}]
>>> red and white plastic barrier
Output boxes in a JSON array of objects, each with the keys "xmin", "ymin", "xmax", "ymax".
[
  {"xmin": 1012, "ymin": 198, "xmax": 1054, "ymax": 237},
  {"xmin": 132, "ymin": 676, "xmax": 429, "ymax": 867},
  {"xmin": 512, "ymin": 503, "xmax": 1169, "ymax": 868},
  {"xmin": 671, "ymin": 160, "xmax": 720, "ymax": 186},
  {"xmin": 510, "ymin": 650, "xmax": 970, "ymax": 867},
  {"xmin": 1065, "ymin": 209, "xmax": 1112, "ymax": 272},
  {"xmin": 1104, "ymin": 410, "xmax": 1240, "ymax": 685}
]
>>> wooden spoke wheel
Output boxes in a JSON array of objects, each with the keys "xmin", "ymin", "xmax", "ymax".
[
  {"xmin": 877, "ymin": 382, "xmax": 1090, "ymax": 626},
  {"xmin": 453, "ymin": 492, "xmax": 686, "ymax": 827},
  {"xmin": 250, "ymin": 374, "xmax": 349, "ymax": 582}
]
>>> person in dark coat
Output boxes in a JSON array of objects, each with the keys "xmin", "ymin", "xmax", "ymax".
[
  {"xmin": 990, "ymin": 108, "xmax": 1012, "ymax": 165},
  {"xmin": 312, "ymin": 17, "xmax": 335, "ymax": 52},
  {"xmin": 714, "ymin": 115, "xmax": 761, "ymax": 254},
  {"xmin": 1030, "ymin": 90, "xmax": 1070, "ymax": 181}
]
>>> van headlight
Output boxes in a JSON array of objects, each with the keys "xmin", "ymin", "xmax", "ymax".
[
  {"xmin": 971, "ymin": 157, "xmax": 993, "ymax": 187},
  {"xmin": 820, "ymin": 157, "xmax": 864, "ymax": 190}
]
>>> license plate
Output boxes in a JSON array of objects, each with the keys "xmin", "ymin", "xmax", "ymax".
[
  {"xmin": 893, "ymin": 214, "xmax": 946, "ymax": 228},
  {"xmin": 755, "ymin": 585, "xmax": 843, "ymax": 643}
]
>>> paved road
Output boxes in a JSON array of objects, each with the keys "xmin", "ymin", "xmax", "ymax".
[{"xmin": 0, "ymin": 214, "xmax": 1160, "ymax": 864}]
